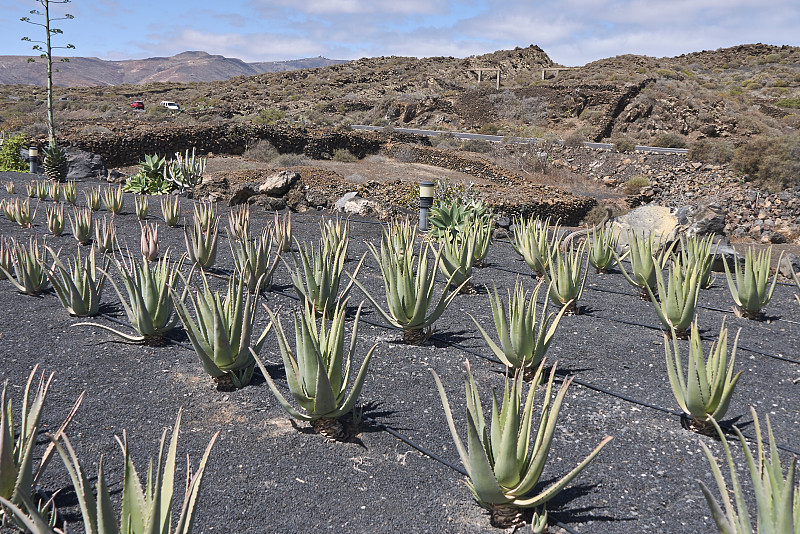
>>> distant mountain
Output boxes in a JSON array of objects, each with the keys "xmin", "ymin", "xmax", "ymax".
[{"xmin": 0, "ymin": 51, "xmax": 349, "ymax": 87}]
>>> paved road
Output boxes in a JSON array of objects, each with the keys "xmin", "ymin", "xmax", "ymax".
[{"xmin": 351, "ymin": 124, "xmax": 688, "ymax": 155}]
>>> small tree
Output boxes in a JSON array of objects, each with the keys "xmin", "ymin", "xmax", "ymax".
[{"xmin": 21, "ymin": 0, "xmax": 74, "ymax": 147}]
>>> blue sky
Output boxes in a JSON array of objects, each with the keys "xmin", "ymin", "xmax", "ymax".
[{"xmin": 3, "ymin": 0, "xmax": 800, "ymax": 66}]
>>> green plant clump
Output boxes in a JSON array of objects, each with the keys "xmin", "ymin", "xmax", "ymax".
[{"xmin": 0, "ymin": 134, "xmax": 29, "ymax": 172}]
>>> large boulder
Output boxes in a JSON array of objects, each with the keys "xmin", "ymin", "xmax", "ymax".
[
  {"xmin": 259, "ymin": 170, "xmax": 299, "ymax": 196},
  {"xmin": 610, "ymin": 205, "xmax": 680, "ymax": 252},
  {"xmin": 779, "ymin": 253, "xmax": 800, "ymax": 279},
  {"xmin": 341, "ymin": 197, "xmax": 389, "ymax": 219},
  {"xmin": 65, "ymin": 147, "xmax": 107, "ymax": 181},
  {"xmin": 676, "ymin": 202, "xmax": 726, "ymax": 238}
]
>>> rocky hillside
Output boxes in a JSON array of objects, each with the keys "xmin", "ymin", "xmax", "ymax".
[{"xmin": 0, "ymin": 51, "xmax": 347, "ymax": 86}]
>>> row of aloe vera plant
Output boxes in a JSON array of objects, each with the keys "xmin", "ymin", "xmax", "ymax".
[{"xmin": 1, "ymin": 193, "xmax": 798, "ymax": 532}]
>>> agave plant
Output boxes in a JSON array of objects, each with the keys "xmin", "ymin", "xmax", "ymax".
[
  {"xmin": 699, "ymin": 408, "xmax": 798, "ymax": 534},
  {"xmin": 101, "ymin": 185, "xmax": 124, "ymax": 215},
  {"xmin": 0, "ymin": 366, "xmax": 83, "ymax": 529},
  {"xmin": 230, "ymin": 227, "xmax": 279, "ymax": 294},
  {"xmin": 1, "ymin": 410, "xmax": 218, "ymax": 534},
  {"xmin": 255, "ymin": 299, "xmax": 376, "ymax": 440},
  {"xmin": 42, "ymin": 142, "xmax": 68, "ymax": 183},
  {"xmin": 141, "ymin": 222, "xmax": 159, "ymax": 262},
  {"xmin": 432, "ymin": 360, "xmax": 612, "ymax": 528},
  {"xmin": 227, "ymin": 203, "xmax": 250, "ymax": 242},
  {"xmin": 647, "ymin": 262, "xmax": 703, "ymax": 336},
  {"xmin": 470, "ymin": 280, "xmax": 567, "ymax": 370},
  {"xmin": 588, "ymin": 224, "xmax": 618, "ymax": 273},
  {"xmin": 351, "ymin": 240, "xmax": 463, "ymax": 345},
  {"xmin": 165, "ymin": 147, "xmax": 207, "ymax": 192},
  {"xmin": 135, "ymin": 194, "xmax": 149, "ymax": 220},
  {"xmin": 273, "ymin": 211, "xmax": 292, "ymax": 253},
  {"xmin": 47, "ymin": 181, "xmax": 61, "ymax": 203},
  {"xmin": 45, "ymin": 203, "xmax": 64, "ymax": 237},
  {"xmin": 288, "ymin": 236, "xmax": 363, "ymax": 316},
  {"xmin": 63, "ymin": 181, "xmax": 77, "ymax": 205},
  {"xmin": 545, "ymin": 242, "xmax": 587, "ymax": 315},
  {"xmin": 46, "ymin": 245, "xmax": 107, "ymax": 317},
  {"xmin": 723, "ymin": 246, "xmax": 783, "ymax": 319},
  {"xmin": 665, "ymin": 320, "xmax": 742, "ymax": 432},
  {"xmin": 69, "ymin": 206, "xmax": 93, "ymax": 245},
  {"xmin": 75, "ymin": 252, "xmax": 182, "ymax": 342},
  {"xmin": 438, "ymin": 228, "xmax": 476, "ymax": 294},
  {"xmin": 84, "ymin": 187, "xmax": 101, "ymax": 211},
  {"xmin": 428, "ymin": 198, "xmax": 490, "ymax": 241},
  {"xmin": 614, "ymin": 231, "xmax": 673, "ymax": 299},
  {"xmin": 173, "ymin": 275, "xmax": 272, "ymax": 389},
  {"xmin": 5, "ymin": 181, "xmax": 15, "ymax": 195},
  {"xmin": 0, "ymin": 237, "xmax": 49, "ymax": 295},
  {"xmin": 95, "ymin": 216, "xmax": 117, "ymax": 255},
  {"xmin": 680, "ymin": 234, "xmax": 717, "ymax": 290},
  {"xmin": 511, "ymin": 216, "xmax": 562, "ymax": 277},
  {"xmin": 160, "ymin": 195, "xmax": 181, "ymax": 227},
  {"xmin": 184, "ymin": 207, "xmax": 219, "ymax": 270}
]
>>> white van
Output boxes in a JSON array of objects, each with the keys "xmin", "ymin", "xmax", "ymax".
[{"xmin": 160, "ymin": 101, "xmax": 181, "ymax": 111}]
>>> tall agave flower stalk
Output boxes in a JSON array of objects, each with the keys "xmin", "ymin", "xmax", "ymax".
[
  {"xmin": 135, "ymin": 194, "xmax": 149, "ymax": 220},
  {"xmin": 588, "ymin": 224, "xmax": 618, "ymax": 273},
  {"xmin": 63, "ymin": 181, "xmax": 77, "ymax": 205},
  {"xmin": 69, "ymin": 207, "xmax": 93, "ymax": 245},
  {"xmin": 227, "ymin": 203, "xmax": 250, "ymax": 242},
  {"xmin": 470, "ymin": 280, "xmax": 567, "ymax": 371},
  {"xmin": 230, "ymin": 227, "xmax": 279, "ymax": 294},
  {"xmin": 0, "ymin": 237, "xmax": 49, "ymax": 295},
  {"xmin": 665, "ymin": 321, "xmax": 742, "ymax": 433},
  {"xmin": 723, "ymin": 246, "xmax": 783, "ymax": 319},
  {"xmin": 101, "ymin": 185, "xmax": 124, "ymax": 215},
  {"xmin": 160, "ymin": 194, "xmax": 181, "ymax": 227},
  {"xmin": 614, "ymin": 231, "xmax": 673, "ymax": 299},
  {"xmin": 545, "ymin": 242, "xmax": 588, "ymax": 315},
  {"xmin": 432, "ymin": 361, "xmax": 612, "ymax": 529},
  {"xmin": 83, "ymin": 187, "xmax": 101, "ymax": 211},
  {"xmin": 46, "ymin": 246, "xmax": 107, "ymax": 317},
  {"xmin": 288, "ymin": 236, "xmax": 363, "ymax": 317},
  {"xmin": 94, "ymin": 216, "xmax": 116, "ymax": 255},
  {"xmin": 35, "ymin": 181, "xmax": 49, "ymax": 201},
  {"xmin": 698, "ymin": 408, "xmax": 798, "ymax": 534},
  {"xmin": 273, "ymin": 211, "xmax": 292, "ymax": 253},
  {"xmin": 0, "ymin": 238, "xmax": 11, "ymax": 280},
  {"xmin": 351, "ymin": 241, "xmax": 464, "ymax": 345},
  {"xmin": 5, "ymin": 181, "xmax": 14, "ymax": 194},
  {"xmin": 140, "ymin": 221, "xmax": 159, "ymax": 262},
  {"xmin": 255, "ymin": 299, "xmax": 376, "ymax": 440},
  {"xmin": 438, "ymin": 228, "xmax": 476, "ymax": 294},
  {"xmin": 75, "ymin": 252, "xmax": 182, "ymax": 342},
  {"xmin": 511, "ymin": 216, "xmax": 562, "ymax": 277},
  {"xmin": 184, "ymin": 208, "xmax": 219, "ymax": 270},
  {"xmin": 45, "ymin": 203, "xmax": 64, "ymax": 236},
  {"xmin": 646, "ymin": 262, "xmax": 703, "ymax": 337},
  {"xmin": 680, "ymin": 234, "xmax": 718, "ymax": 290},
  {"xmin": 1, "ymin": 410, "xmax": 218, "ymax": 534},
  {"xmin": 47, "ymin": 181, "xmax": 61, "ymax": 203},
  {"xmin": 173, "ymin": 275, "xmax": 272, "ymax": 389},
  {"xmin": 0, "ymin": 366, "xmax": 83, "ymax": 529}
]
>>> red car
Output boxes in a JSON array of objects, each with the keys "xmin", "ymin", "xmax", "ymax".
[{"xmin": 130, "ymin": 101, "xmax": 144, "ymax": 110}]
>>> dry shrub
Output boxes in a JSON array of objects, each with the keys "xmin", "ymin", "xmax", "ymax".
[
  {"xmin": 273, "ymin": 153, "xmax": 310, "ymax": 167},
  {"xmin": 623, "ymin": 174, "xmax": 650, "ymax": 195},
  {"xmin": 733, "ymin": 134, "xmax": 800, "ymax": 191},
  {"xmin": 459, "ymin": 139, "xmax": 494, "ymax": 153},
  {"xmin": 564, "ymin": 131, "xmax": 585, "ymax": 147},
  {"xmin": 244, "ymin": 139, "xmax": 279, "ymax": 162},
  {"xmin": 613, "ymin": 136, "xmax": 637, "ymax": 153},
  {"xmin": 652, "ymin": 132, "xmax": 688, "ymax": 149},
  {"xmin": 394, "ymin": 145, "xmax": 414, "ymax": 163},
  {"xmin": 687, "ymin": 139, "xmax": 734, "ymax": 164},
  {"xmin": 332, "ymin": 148, "xmax": 358, "ymax": 162}
]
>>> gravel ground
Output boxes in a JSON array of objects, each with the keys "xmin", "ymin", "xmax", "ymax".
[{"xmin": 0, "ymin": 171, "xmax": 799, "ymax": 534}]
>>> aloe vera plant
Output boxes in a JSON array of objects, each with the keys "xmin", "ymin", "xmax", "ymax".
[
  {"xmin": 432, "ymin": 361, "xmax": 612, "ymax": 528},
  {"xmin": 438, "ymin": 227, "xmax": 476, "ymax": 293},
  {"xmin": 173, "ymin": 275, "xmax": 272, "ymax": 389},
  {"xmin": 255, "ymin": 299, "xmax": 375, "ymax": 440},
  {"xmin": 45, "ymin": 203, "xmax": 64, "ymax": 236},
  {"xmin": 470, "ymin": 215, "xmax": 493, "ymax": 267},
  {"xmin": 165, "ymin": 147, "xmax": 207, "ymax": 191},
  {"xmin": 646, "ymin": 262, "xmax": 703, "ymax": 336},
  {"xmin": 793, "ymin": 268, "xmax": 800, "ymax": 308},
  {"xmin": 184, "ymin": 207, "xmax": 219, "ymax": 270},
  {"xmin": 230, "ymin": 227, "xmax": 279, "ymax": 294},
  {"xmin": 1, "ymin": 410, "xmax": 218, "ymax": 534},
  {"xmin": 26, "ymin": 182, "xmax": 36, "ymax": 198},
  {"xmin": 699, "ymin": 408, "xmax": 798, "ymax": 534},
  {"xmin": 35, "ymin": 181, "xmax": 48, "ymax": 201},
  {"xmin": 0, "ymin": 238, "xmax": 11, "ymax": 280},
  {"xmin": 723, "ymin": 246, "xmax": 783, "ymax": 319},
  {"xmin": 63, "ymin": 181, "xmax": 76, "ymax": 205},
  {"xmin": 383, "ymin": 217, "xmax": 417, "ymax": 264},
  {"xmin": 76, "ymin": 252, "xmax": 182, "ymax": 342},
  {"xmin": 95, "ymin": 216, "xmax": 116, "ymax": 255},
  {"xmin": 69, "ymin": 206, "xmax": 93, "ymax": 245},
  {"xmin": 5, "ymin": 181, "xmax": 14, "ymax": 195},
  {"xmin": 160, "ymin": 195, "xmax": 181, "ymax": 227},
  {"xmin": 46, "ymin": 245, "xmax": 106, "ymax": 317},
  {"xmin": 511, "ymin": 216, "xmax": 561, "ymax": 277},
  {"xmin": 12, "ymin": 198, "xmax": 35, "ymax": 228},
  {"xmin": 273, "ymin": 211, "xmax": 292, "ymax": 253},
  {"xmin": 351, "ymin": 239, "xmax": 464, "ymax": 344},
  {"xmin": 0, "ymin": 366, "xmax": 83, "ymax": 528},
  {"xmin": 0, "ymin": 237, "xmax": 49, "ymax": 295},
  {"xmin": 545, "ymin": 242, "xmax": 587, "ymax": 314},
  {"xmin": 470, "ymin": 280, "xmax": 567, "ymax": 370},
  {"xmin": 665, "ymin": 321, "xmax": 742, "ymax": 431},
  {"xmin": 135, "ymin": 194, "xmax": 148, "ymax": 220},
  {"xmin": 680, "ymin": 234, "xmax": 717, "ymax": 289},
  {"xmin": 320, "ymin": 217, "xmax": 348, "ymax": 255},
  {"xmin": 588, "ymin": 224, "xmax": 618, "ymax": 273},
  {"xmin": 614, "ymin": 231, "xmax": 673, "ymax": 299},
  {"xmin": 48, "ymin": 181, "xmax": 61, "ymax": 203},
  {"xmin": 84, "ymin": 187, "xmax": 101, "ymax": 211},
  {"xmin": 2, "ymin": 199, "xmax": 15, "ymax": 221},
  {"xmin": 101, "ymin": 185, "xmax": 124, "ymax": 215},
  {"xmin": 140, "ymin": 222, "xmax": 159, "ymax": 261},
  {"xmin": 227, "ymin": 204, "xmax": 250, "ymax": 242}
]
